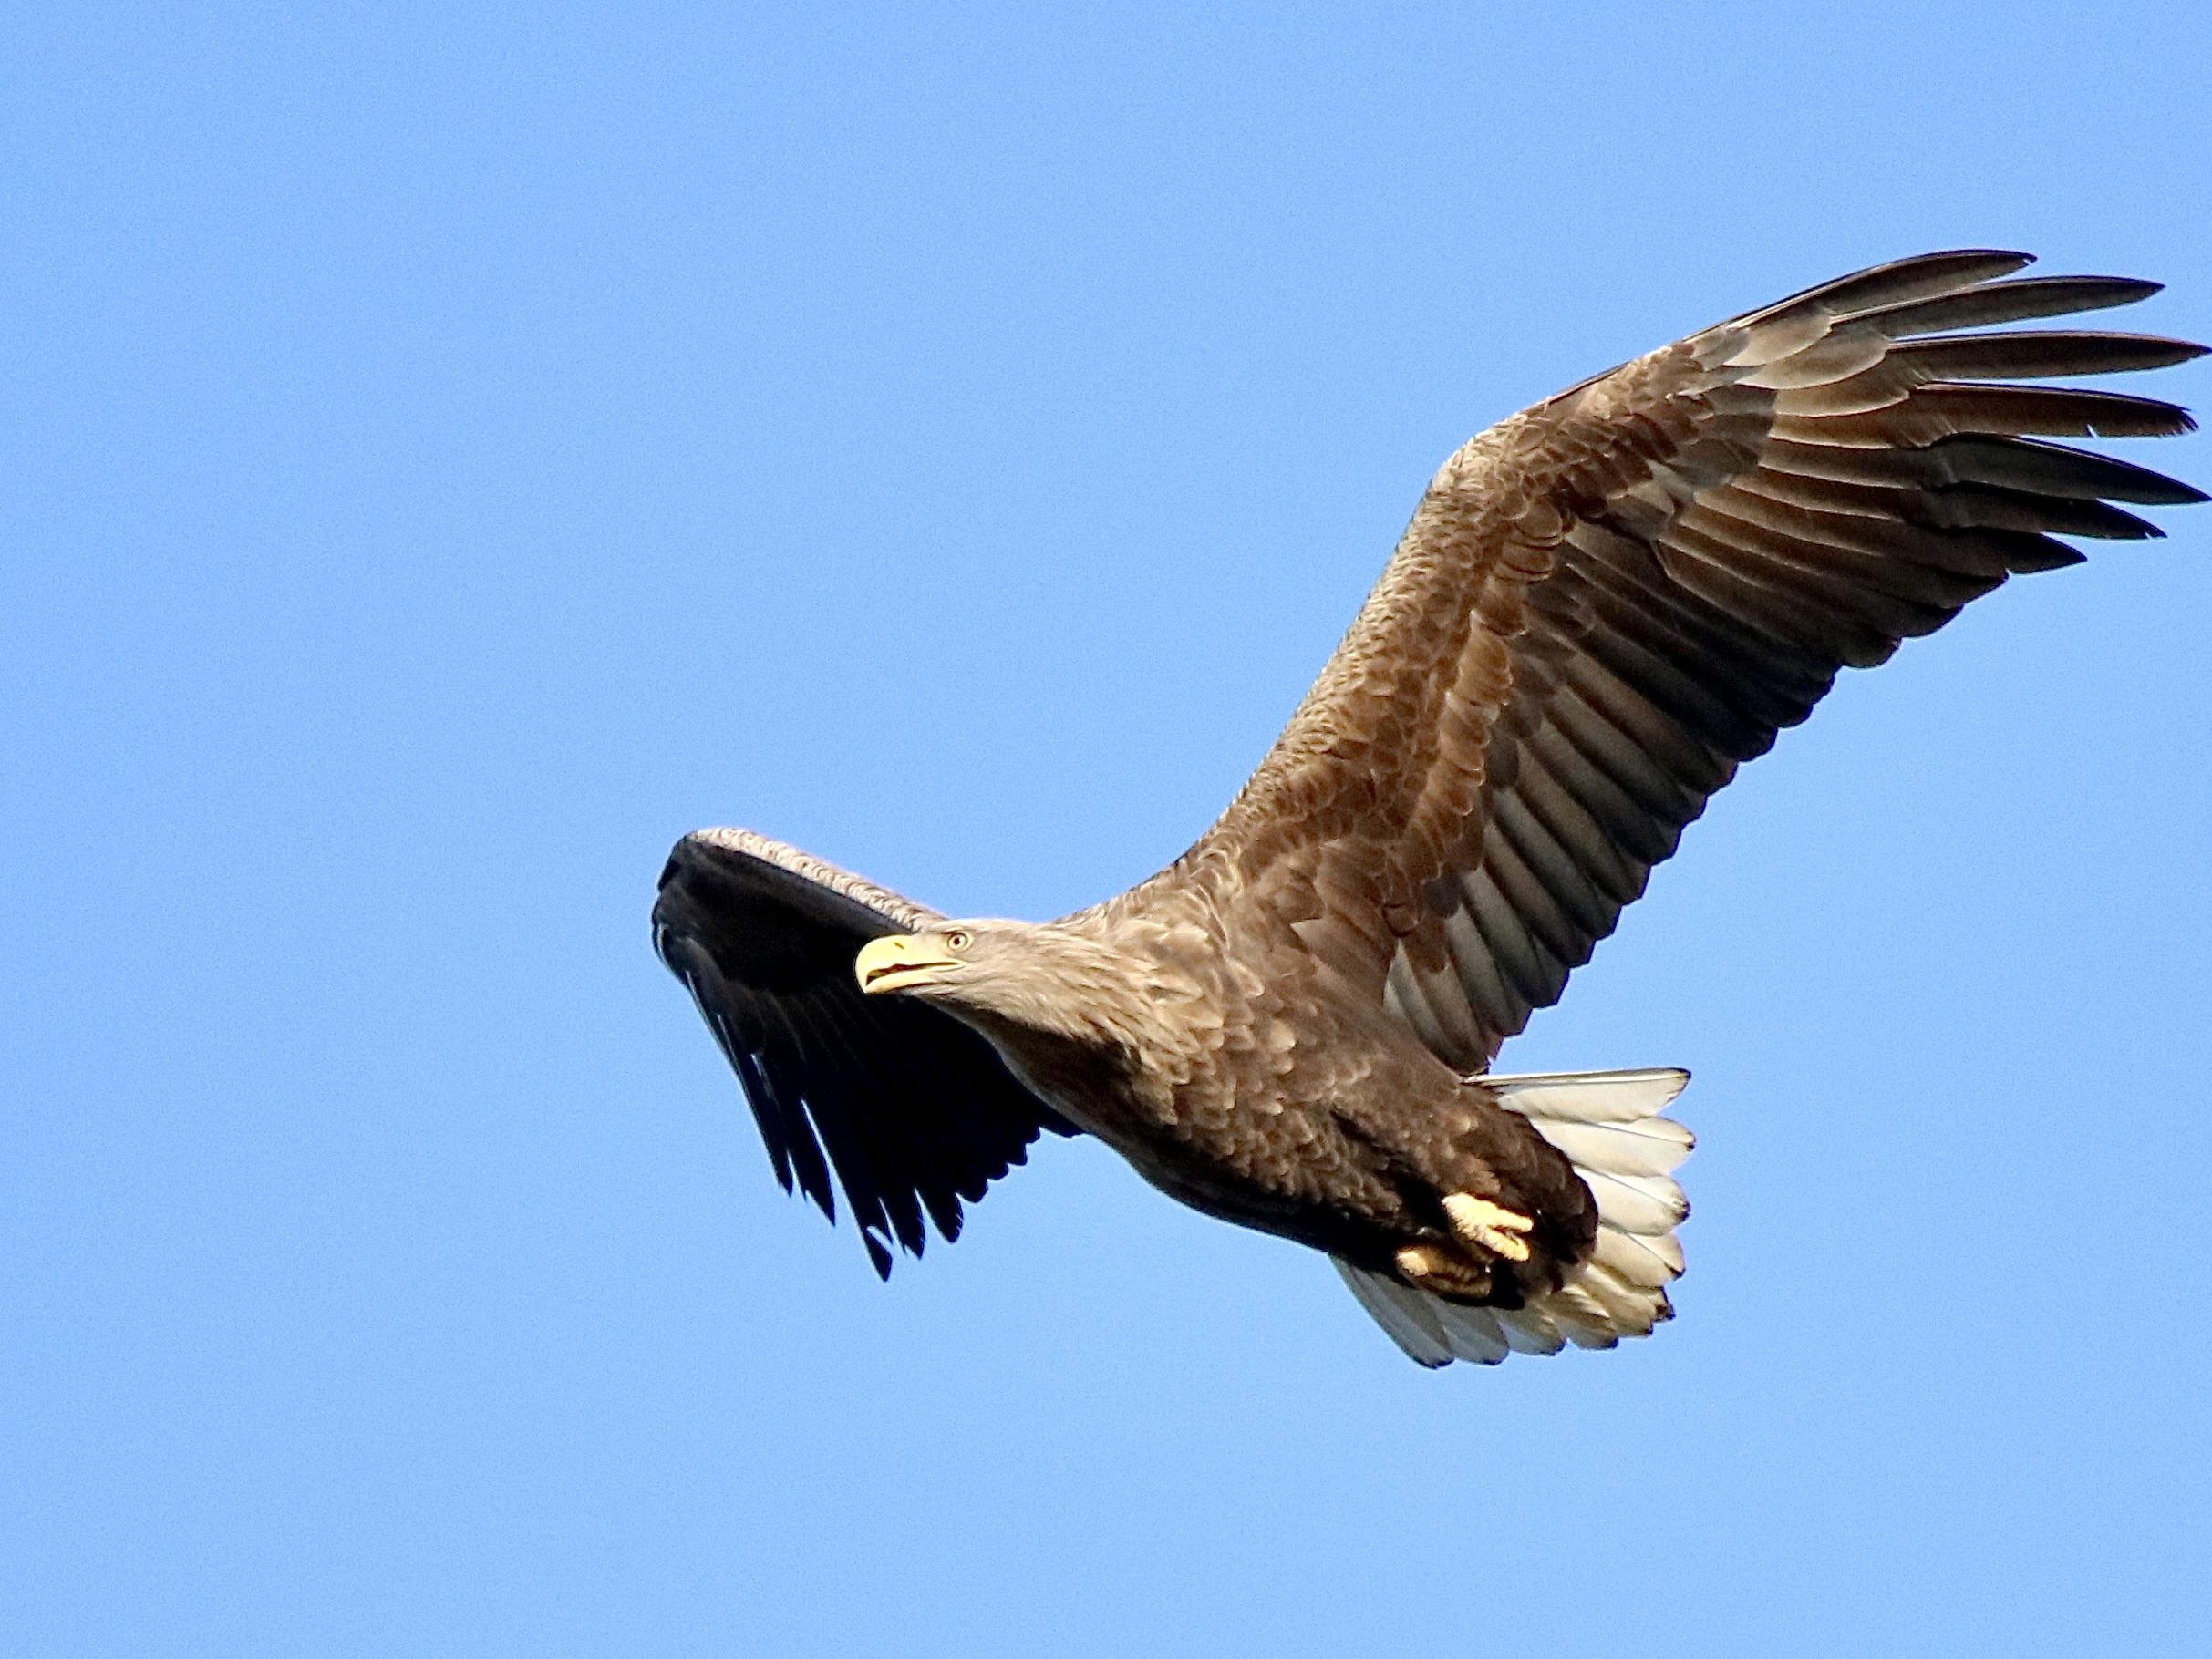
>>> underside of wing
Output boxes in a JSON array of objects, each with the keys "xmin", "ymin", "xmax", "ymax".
[
  {"xmin": 1177, "ymin": 252, "xmax": 2205, "ymax": 1070},
  {"xmin": 652, "ymin": 828, "xmax": 1076, "ymax": 1275}
]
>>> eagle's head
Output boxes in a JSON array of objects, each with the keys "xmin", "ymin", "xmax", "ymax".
[{"xmin": 853, "ymin": 920, "xmax": 1165, "ymax": 1056}]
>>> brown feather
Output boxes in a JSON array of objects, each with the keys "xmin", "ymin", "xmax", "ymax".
[
  {"xmin": 1852, "ymin": 275, "xmax": 2165, "ymax": 337},
  {"xmin": 1886, "ymin": 330, "xmax": 2207, "ymax": 381}
]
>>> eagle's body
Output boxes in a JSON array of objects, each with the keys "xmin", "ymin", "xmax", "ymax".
[
  {"xmin": 939, "ymin": 898, "xmax": 1597, "ymax": 1283},
  {"xmin": 653, "ymin": 252, "xmax": 2203, "ymax": 1365}
]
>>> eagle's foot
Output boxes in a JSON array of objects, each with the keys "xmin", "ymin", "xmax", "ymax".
[
  {"xmin": 1442, "ymin": 1192, "xmax": 1535, "ymax": 1263},
  {"xmin": 1394, "ymin": 1242, "xmax": 1490, "ymax": 1297}
]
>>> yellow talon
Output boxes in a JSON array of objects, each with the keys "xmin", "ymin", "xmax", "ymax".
[
  {"xmin": 1396, "ymin": 1244, "xmax": 1444, "ymax": 1280},
  {"xmin": 1442, "ymin": 1193, "xmax": 1535, "ymax": 1263},
  {"xmin": 1394, "ymin": 1242, "xmax": 1495, "ymax": 1298}
]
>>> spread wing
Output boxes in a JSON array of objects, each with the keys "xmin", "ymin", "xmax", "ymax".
[
  {"xmin": 653, "ymin": 828, "xmax": 1076, "ymax": 1275},
  {"xmin": 1179, "ymin": 251, "xmax": 2206, "ymax": 1070}
]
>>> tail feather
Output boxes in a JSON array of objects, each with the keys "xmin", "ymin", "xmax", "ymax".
[
  {"xmin": 1494, "ymin": 1305, "xmax": 1567, "ymax": 1355},
  {"xmin": 1334, "ymin": 1067, "xmax": 1694, "ymax": 1368},
  {"xmin": 1594, "ymin": 1222, "xmax": 1685, "ymax": 1285},
  {"xmin": 1528, "ymin": 1117, "xmax": 1692, "ymax": 1180},
  {"xmin": 1330, "ymin": 1258, "xmax": 1454, "ymax": 1367},
  {"xmin": 1580, "ymin": 1170, "xmax": 1690, "ymax": 1237},
  {"xmin": 1431, "ymin": 1297, "xmax": 1513, "ymax": 1365}
]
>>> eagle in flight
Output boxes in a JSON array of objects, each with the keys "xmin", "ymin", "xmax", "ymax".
[{"xmin": 653, "ymin": 252, "xmax": 2203, "ymax": 1366}]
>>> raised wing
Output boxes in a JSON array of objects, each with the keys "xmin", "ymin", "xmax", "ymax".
[
  {"xmin": 653, "ymin": 828, "xmax": 1075, "ymax": 1274},
  {"xmin": 1179, "ymin": 252, "xmax": 2205, "ymax": 1069}
]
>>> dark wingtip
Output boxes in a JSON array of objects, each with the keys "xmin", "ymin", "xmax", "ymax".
[
  {"xmin": 2078, "ymin": 274, "xmax": 2166, "ymax": 303},
  {"xmin": 1907, "ymin": 246, "xmax": 2035, "ymax": 268}
]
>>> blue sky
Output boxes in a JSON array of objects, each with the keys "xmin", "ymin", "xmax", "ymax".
[{"xmin": 6, "ymin": 3, "xmax": 2208, "ymax": 1654}]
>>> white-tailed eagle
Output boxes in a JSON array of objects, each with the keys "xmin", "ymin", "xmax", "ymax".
[{"xmin": 654, "ymin": 252, "xmax": 2203, "ymax": 1366}]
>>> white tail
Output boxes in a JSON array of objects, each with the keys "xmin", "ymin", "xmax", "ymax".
[{"xmin": 1334, "ymin": 1067, "xmax": 1693, "ymax": 1367}]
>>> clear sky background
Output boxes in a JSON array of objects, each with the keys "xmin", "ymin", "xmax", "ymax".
[{"xmin": 6, "ymin": 4, "xmax": 2209, "ymax": 1654}]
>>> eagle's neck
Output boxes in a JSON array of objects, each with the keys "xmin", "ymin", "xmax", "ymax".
[{"xmin": 942, "ymin": 921, "xmax": 1199, "ymax": 1136}]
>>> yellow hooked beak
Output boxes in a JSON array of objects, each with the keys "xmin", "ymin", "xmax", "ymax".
[{"xmin": 853, "ymin": 933, "xmax": 961, "ymax": 995}]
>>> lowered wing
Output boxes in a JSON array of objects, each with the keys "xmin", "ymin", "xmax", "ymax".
[{"xmin": 653, "ymin": 828, "xmax": 1075, "ymax": 1275}]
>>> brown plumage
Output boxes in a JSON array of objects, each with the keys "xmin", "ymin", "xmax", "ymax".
[{"xmin": 653, "ymin": 252, "xmax": 2204, "ymax": 1365}]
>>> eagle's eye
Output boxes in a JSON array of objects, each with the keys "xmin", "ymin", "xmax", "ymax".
[{"xmin": 943, "ymin": 929, "xmax": 973, "ymax": 952}]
